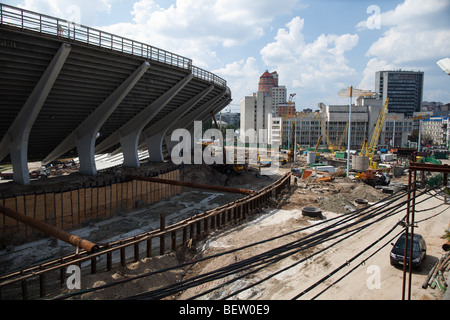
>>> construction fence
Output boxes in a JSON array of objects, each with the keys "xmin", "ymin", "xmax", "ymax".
[{"xmin": 0, "ymin": 167, "xmax": 183, "ymax": 246}]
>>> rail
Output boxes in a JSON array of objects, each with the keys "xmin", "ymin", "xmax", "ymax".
[
  {"xmin": 0, "ymin": 172, "xmax": 292, "ymax": 300},
  {"xmin": 0, "ymin": 3, "xmax": 228, "ymax": 89}
]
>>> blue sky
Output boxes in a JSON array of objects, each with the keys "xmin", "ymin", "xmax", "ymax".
[{"xmin": 4, "ymin": 0, "xmax": 450, "ymax": 112}]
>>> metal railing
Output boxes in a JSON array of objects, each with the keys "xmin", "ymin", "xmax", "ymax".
[
  {"xmin": 0, "ymin": 4, "xmax": 228, "ymax": 88},
  {"xmin": 0, "ymin": 172, "xmax": 291, "ymax": 300}
]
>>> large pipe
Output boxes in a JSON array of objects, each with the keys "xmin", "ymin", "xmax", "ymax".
[
  {"xmin": 0, "ymin": 206, "xmax": 99, "ymax": 253},
  {"xmin": 129, "ymin": 175, "xmax": 254, "ymax": 195}
]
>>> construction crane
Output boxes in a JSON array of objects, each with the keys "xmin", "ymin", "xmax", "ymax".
[
  {"xmin": 360, "ymin": 138, "xmax": 368, "ymax": 156},
  {"xmin": 314, "ymin": 112, "xmax": 336, "ymax": 151},
  {"xmin": 336, "ymin": 122, "xmax": 350, "ymax": 151},
  {"xmin": 288, "ymin": 93, "xmax": 296, "ymax": 104},
  {"xmin": 365, "ymin": 98, "xmax": 389, "ymax": 166},
  {"xmin": 314, "ymin": 135, "xmax": 323, "ymax": 153}
]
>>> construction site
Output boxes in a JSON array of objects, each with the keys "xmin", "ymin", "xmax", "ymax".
[
  {"xmin": 1, "ymin": 84, "xmax": 450, "ymax": 302},
  {"xmin": 0, "ymin": 139, "xmax": 449, "ymax": 301},
  {"xmin": 0, "ymin": 4, "xmax": 449, "ymax": 303}
]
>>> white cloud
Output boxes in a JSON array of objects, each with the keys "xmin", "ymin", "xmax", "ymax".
[
  {"xmin": 358, "ymin": 0, "xmax": 450, "ymax": 64},
  {"xmin": 99, "ymin": 0, "xmax": 301, "ymax": 68},
  {"xmin": 17, "ymin": 0, "xmax": 113, "ymax": 25},
  {"xmin": 260, "ymin": 16, "xmax": 359, "ymax": 102},
  {"xmin": 213, "ymin": 57, "xmax": 260, "ymax": 106},
  {"xmin": 358, "ymin": 58, "xmax": 397, "ymax": 91}
]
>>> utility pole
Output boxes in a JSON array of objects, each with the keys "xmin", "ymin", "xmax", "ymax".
[{"xmin": 338, "ymin": 86, "xmax": 375, "ymax": 177}]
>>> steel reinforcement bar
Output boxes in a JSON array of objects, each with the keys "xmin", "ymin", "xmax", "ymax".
[{"xmin": 0, "ymin": 172, "xmax": 292, "ymax": 300}]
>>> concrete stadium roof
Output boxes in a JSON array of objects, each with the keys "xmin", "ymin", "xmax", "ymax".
[{"xmin": 0, "ymin": 4, "xmax": 232, "ymax": 184}]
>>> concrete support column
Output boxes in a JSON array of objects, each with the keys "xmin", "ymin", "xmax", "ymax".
[
  {"xmin": 0, "ymin": 43, "xmax": 72, "ymax": 185},
  {"xmin": 77, "ymin": 62, "xmax": 150, "ymax": 175},
  {"xmin": 164, "ymin": 135, "xmax": 178, "ymax": 155},
  {"xmin": 43, "ymin": 61, "xmax": 150, "ymax": 176},
  {"xmin": 76, "ymin": 134, "xmax": 98, "ymax": 176},
  {"xmin": 142, "ymin": 85, "xmax": 214, "ymax": 163},
  {"xmin": 118, "ymin": 74, "xmax": 194, "ymax": 168},
  {"xmin": 147, "ymin": 132, "xmax": 165, "ymax": 162},
  {"xmin": 120, "ymin": 134, "xmax": 140, "ymax": 168}
]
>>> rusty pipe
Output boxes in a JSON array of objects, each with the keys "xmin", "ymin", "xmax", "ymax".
[
  {"xmin": 0, "ymin": 206, "xmax": 99, "ymax": 253},
  {"xmin": 129, "ymin": 175, "xmax": 254, "ymax": 195}
]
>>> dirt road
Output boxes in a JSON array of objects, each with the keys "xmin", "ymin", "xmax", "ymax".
[
  {"xmin": 46, "ymin": 169, "xmax": 449, "ymax": 301},
  {"xmin": 175, "ymin": 178, "xmax": 449, "ymax": 300}
]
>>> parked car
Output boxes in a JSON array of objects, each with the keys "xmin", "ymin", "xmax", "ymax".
[{"xmin": 390, "ymin": 233, "xmax": 427, "ymax": 270}]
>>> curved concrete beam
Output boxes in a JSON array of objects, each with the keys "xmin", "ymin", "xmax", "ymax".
[
  {"xmin": 95, "ymin": 73, "xmax": 194, "ymax": 168},
  {"xmin": 43, "ymin": 61, "xmax": 150, "ymax": 175},
  {"xmin": 0, "ymin": 43, "xmax": 72, "ymax": 185},
  {"xmin": 143, "ymin": 85, "xmax": 214, "ymax": 162}
]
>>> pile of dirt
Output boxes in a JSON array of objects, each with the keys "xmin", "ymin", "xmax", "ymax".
[
  {"xmin": 351, "ymin": 184, "xmax": 386, "ymax": 202},
  {"xmin": 318, "ymin": 194, "xmax": 358, "ymax": 214},
  {"xmin": 182, "ymin": 164, "xmax": 228, "ymax": 186},
  {"xmin": 317, "ymin": 183, "xmax": 386, "ymax": 214}
]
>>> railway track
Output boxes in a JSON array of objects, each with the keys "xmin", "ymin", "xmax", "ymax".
[{"xmin": 0, "ymin": 172, "xmax": 292, "ymax": 300}]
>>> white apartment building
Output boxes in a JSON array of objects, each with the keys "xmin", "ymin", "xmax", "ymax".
[
  {"xmin": 240, "ymin": 92, "xmax": 272, "ymax": 144},
  {"xmin": 421, "ymin": 116, "xmax": 448, "ymax": 145},
  {"xmin": 267, "ymin": 114, "xmax": 282, "ymax": 147}
]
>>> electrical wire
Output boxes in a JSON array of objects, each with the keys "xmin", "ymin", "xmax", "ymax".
[
  {"xmin": 55, "ymin": 183, "xmax": 444, "ymax": 300},
  {"xmin": 53, "ymin": 183, "xmax": 407, "ymax": 299},
  {"xmin": 298, "ymin": 197, "xmax": 450, "ymax": 300},
  {"xmin": 124, "ymin": 186, "xmax": 428, "ymax": 300},
  {"xmin": 183, "ymin": 186, "xmax": 445, "ymax": 300}
]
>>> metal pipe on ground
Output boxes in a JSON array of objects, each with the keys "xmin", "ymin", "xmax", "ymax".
[
  {"xmin": 0, "ymin": 205, "xmax": 99, "ymax": 253},
  {"xmin": 129, "ymin": 175, "xmax": 254, "ymax": 195}
]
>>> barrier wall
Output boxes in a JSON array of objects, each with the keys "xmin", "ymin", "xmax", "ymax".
[{"xmin": 0, "ymin": 169, "xmax": 182, "ymax": 245}]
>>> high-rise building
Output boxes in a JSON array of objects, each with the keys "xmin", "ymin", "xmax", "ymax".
[
  {"xmin": 257, "ymin": 70, "xmax": 291, "ymax": 116},
  {"xmin": 240, "ymin": 92, "xmax": 272, "ymax": 143},
  {"xmin": 258, "ymin": 70, "xmax": 276, "ymax": 95},
  {"xmin": 272, "ymin": 86, "xmax": 287, "ymax": 108},
  {"xmin": 375, "ymin": 70, "xmax": 424, "ymax": 117}
]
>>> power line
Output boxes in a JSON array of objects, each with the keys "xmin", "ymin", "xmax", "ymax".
[
  {"xmin": 123, "ymin": 187, "xmax": 422, "ymax": 300},
  {"xmin": 54, "ymin": 183, "xmax": 407, "ymax": 300}
]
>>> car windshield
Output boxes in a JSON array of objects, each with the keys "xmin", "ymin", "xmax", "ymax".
[{"xmin": 395, "ymin": 237, "xmax": 420, "ymax": 252}]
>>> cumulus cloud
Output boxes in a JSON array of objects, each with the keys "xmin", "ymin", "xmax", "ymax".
[
  {"xmin": 358, "ymin": 58, "xmax": 397, "ymax": 91},
  {"xmin": 358, "ymin": 0, "xmax": 450, "ymax": 64},
  {"xmin": 99, "ymin": 0, "xmax": 300, "ymax": 68},
  {"xmin": 17, "ymin": 0, "xmax": 113, "ymax": 25},
  {"xmin": 213, "ymin": 57, "xmax": 260, "ymax": 103},
  {"xmin": 261, "ymin": 16, "xmax": 359, "ymax": 98}
]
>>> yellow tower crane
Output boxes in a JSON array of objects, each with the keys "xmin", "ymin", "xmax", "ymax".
[
  {"xmin": 364, "ymin": 98, "xmax": 389, "ymax": 167},
  {"xmin": 314, "ymin": 112, "xmax": 336, "ymax": 152}
]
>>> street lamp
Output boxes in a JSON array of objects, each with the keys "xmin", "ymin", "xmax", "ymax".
[
  {"xmin": 437, "ymin": 58, "xmax": 450, "ymax": 75},
  {"xmin": 338, "ymin": 86, "xmax": 375, "ymax": 177}
]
